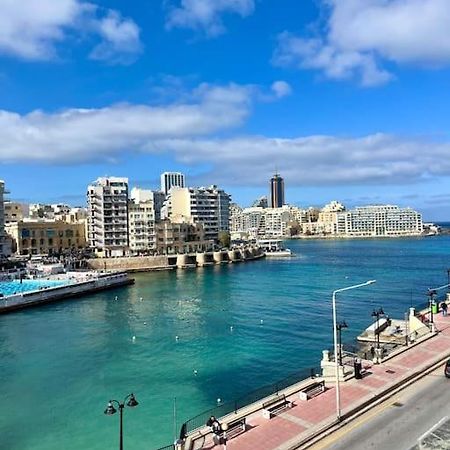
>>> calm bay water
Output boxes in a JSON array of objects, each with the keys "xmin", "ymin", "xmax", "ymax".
[{"xmin": 1, "ymin": 237, "xmax": 449, "ymax": 449}]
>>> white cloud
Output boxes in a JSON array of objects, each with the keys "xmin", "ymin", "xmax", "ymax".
[
  {"xmin": 166, "ymin": 0, "xmax": 255, "ymax": 36},
  {"xmin": 2, "ymin": 89, "xmax": 450, "ymax": 189},
  {"xmin": 274, "ymin": 0, "xmax": 450, "ymax": 86},
  {"xmin": 0, "ymin": 83, "xmax": 253, "ymax": 163},
  {"xmin": 156, "ymin": 134, "xmax": 450, "ymax": 186},
  {"xmin": 271, "ymin": 81, "xmax": 292, "ymax": 99},
  {"xmin": 89, "ymin": 10, "xmax": 142, "ymax": 64},
  {"xmin": 0, "ymin": 0, "xmax": 142, "ymax": 63}
]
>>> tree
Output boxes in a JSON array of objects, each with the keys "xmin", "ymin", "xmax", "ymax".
[{"xmin": 218, "ymin": 231, "xmax": 231, "ymax": 248}]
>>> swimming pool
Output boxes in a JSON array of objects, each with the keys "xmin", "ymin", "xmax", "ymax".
[{"xmin": 0, "ymin": 280, "xmax": 69, "ymax": 297}]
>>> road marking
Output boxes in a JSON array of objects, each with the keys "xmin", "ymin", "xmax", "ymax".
[
  {"xmin": 417, "ymin": 416, "xmax": 448, "ymax": 445},
  {"xmin": 310, "ymin": 396, "xmax": 402, "ymax": 450}
]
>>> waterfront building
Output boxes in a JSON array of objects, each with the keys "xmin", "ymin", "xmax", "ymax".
[
  {"xmin": 155, "ymin": 220, "xmax": 213, "ymax": 254},
  {"xmin": 0, "ymin": 181, "xmax": 5, "ymax": 257},
  {"xmin": 161, "ymin": 172, "xmax": 186, "ymax": 196},
  {"xmin": 87, "ymin": 177, "xmax": 129, "ymax": 257},
  {"xmin": 128, "ymin": 188, "xmax": 156, "ymax": 254},
  {"xmin": 230, "ymin": 206, "xmax": 295, "ymax": 239},
  {"xmin": 6, "ymin": 219, "xmax": 86, "ymax": 256},
  {"xmin": 270, "ymin": 173, "xmax": 285, "ymax": 208},
  {"xmin": 336, "ymin": 205, "xmax": 423, "ymax": 237},
  {"xmin": 165, "ymin": 186, "xmax": 231, "ymax": 242}
]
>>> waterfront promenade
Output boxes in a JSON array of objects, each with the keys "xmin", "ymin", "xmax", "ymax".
[{"xmin": 196, "ymin": 312, "xmax": 450, "ymax": 450}]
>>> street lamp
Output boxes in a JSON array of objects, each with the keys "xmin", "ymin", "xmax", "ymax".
[
  {"xmin": 427, "ymin": 289, "xmax": 436, "ymax": 326},
  {"xmin": 104, "ymin": 393, "xmax": 139, "ymax": 450},
  {"xmin": 336, "ymin": 320, "xmax": 348, "ymax": 365},
  {"xmin": 332, "ymin": 280, "xmax": 376, "ymax": 421},
  {"xmin": 371, "ymin": 307, "xmax": 385, "ymax": 349}
]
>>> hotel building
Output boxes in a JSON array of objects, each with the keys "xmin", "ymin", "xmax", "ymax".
[
  {"xmin": 87, "ymin": 177, "xmax": 129, "ymax": 257},
  {"xmin": 336, "ymin": 205, "xmax": 423, "ymax": 237},
  {"xmin": 0, "ymin": 181, "xmax": 5, "ymax": 257}
]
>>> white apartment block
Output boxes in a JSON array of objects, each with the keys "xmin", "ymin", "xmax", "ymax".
[
  {"xmin": 87, "ymin": 177, "xmax": 129, "ymax": 257},
  {"xmin": 161, "ymin": 172, "xmax": 185, "ymax": 196},
  {"xmin": 336, "ymin": 205, "xmax": 423, "ymax": 237},
  {"xmin": 165, "ymin": 186, "xmax": 230, "ymax": 242},
  {"xmin": 230, "ymin": 206, "xmax": 294, "ymax": 239},
  {"xmin": 128, "ymin": 188, "xmax": 156, "ymax": 253}
]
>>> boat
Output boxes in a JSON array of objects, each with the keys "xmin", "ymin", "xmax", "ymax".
[{"xmin": 257, "ymin": 239, "xmax": 293, "ymax": 257}]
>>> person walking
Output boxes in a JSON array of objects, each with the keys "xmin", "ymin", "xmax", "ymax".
[{"xmin": 441, "ymin": 301, "xmax": 448, "ymax": 317}]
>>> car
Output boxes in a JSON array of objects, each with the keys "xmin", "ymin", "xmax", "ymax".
[{"xmin": 444, "ymin": 359, "xmax": 450, "ymax": 378}]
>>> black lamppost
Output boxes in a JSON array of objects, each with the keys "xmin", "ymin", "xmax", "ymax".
[
  {"xmin": 336, "ymin": 321, "xmax": 348, "ymax": 365},
  {"xmin": 371, "ymin": 308, "xmax": 385, "ymax": 349},
  {"xmin": 104, "ymin": 393, "xmax": 139, "ymax": 450},
  {"xmin": 428, "ymin": 289, "xmax": 437, "ymax": 326}
]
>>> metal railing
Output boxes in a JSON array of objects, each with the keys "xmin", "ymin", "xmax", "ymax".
[{"xmin": 179, "ymin": 367, "xmax": 319, "ymax": 438}]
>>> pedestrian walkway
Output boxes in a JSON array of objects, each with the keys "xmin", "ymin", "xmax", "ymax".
[{"xmin": 198, "ymin": 314, "xmax": 450, "ymax": 450}]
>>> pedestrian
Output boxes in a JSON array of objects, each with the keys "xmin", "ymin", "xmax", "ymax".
[{"xmin": 441, "ymin": 302, "xmax": 448, "ymax": 317}]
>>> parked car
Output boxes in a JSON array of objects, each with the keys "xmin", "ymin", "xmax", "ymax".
[{"xmin": 444, "ymin": 359, "xmax": 450, "ymax": 378}]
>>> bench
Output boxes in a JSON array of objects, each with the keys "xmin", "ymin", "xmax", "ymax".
[
  {"xmin": 262, "ymin": 394, "xmax": 292, "ymax": 419},
  {"xmin": 222, "ymin": 417, "xmax": 247, "ymax": 440},
  {"xmin": 299, "ymin": 380, "xmax": 325, "ymax": 401}
]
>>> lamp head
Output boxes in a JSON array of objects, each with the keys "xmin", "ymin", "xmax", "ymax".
[
  {"xmin": 127, "ymin": 393, "xmax": 139, "ymax": 408},
  {"xmin": 104, "ymin": 401, "xmax": 117, "ymax": 415}
]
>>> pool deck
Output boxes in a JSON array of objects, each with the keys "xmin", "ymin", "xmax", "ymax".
[
  {"xmin": 0, "ymin": 271, "xmax": 134, "ymax": 314},
  {"xmin": 188, "ymin": 313, "xmax": 450, "ymax": 450}
]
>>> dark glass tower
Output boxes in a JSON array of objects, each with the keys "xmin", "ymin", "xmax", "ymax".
[{"xmin": 270, "ymin": 173, "xmax": 285, "ymax": 208}]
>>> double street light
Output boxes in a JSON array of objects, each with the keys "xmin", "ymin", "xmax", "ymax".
[
  {"xmin": 336, "ymin": 321, "xmax": 348, "ymax": 365},
  {"xmin": 371, "ymin": 307, "xmax": 385, "ymax": 350},
  {"xmin": 104, "ymin": 393, "xmax": 139, "ymax": 450},
  {"xmin": 332, "ymin": 279, "xmax": 376, "ymax": 421}
]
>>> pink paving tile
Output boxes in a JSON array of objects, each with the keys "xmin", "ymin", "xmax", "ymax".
[
  {"xmin": 224, "ymin": 415, "xmax": 306, "ymax": 450},
  {"xmin": 286, "ymin": 389, "xmax": 337, "ymax": 424},
  {"xmin": 357, "ymin": 373, "xmax": 389, "ymax": 389},
  {"xmin": 369, "ymin": 364, "xmax": 408, "ymax": 380},
  {"xmin": 340, "ymin": 385, "xmax": 371, "ymax": 408},
  {"xmin": 396, "ymin": 350, "xmax": 435, "ymax": 368},
  {"xmin": 422, "ymin": 339, "xmax": 450, "ymax": 353}
]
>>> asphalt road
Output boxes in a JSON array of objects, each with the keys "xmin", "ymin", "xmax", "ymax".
[{"xmin": 311, "ymin": 367, "xmax": 450, "ymax": 450}]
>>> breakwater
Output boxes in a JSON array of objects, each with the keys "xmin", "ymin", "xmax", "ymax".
[{"xmin": 86, "ymin": 246, "xmax": 265, "ymax": 272}]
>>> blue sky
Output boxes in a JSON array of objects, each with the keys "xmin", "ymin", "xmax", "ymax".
[{"xmin": 2, "ymin": 0, "xmax": 450, "ymax": 220}]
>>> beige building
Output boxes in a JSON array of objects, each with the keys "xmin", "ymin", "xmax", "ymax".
[
  {"xmin": 165, "ymin": 186, "xmax": 230, "ymax": 242},
  {"xmin": 128, "ymin": 188, "xmax": 156, "ymax": 254},
  {"xmin": 6, "ymin": 219, "xmax": 86, "ymax": 256},
  {"xmin": 4, "ymin": 202, "xmax": 28, "ymax": 224},
  {"xmin": 155, "ymin": 220, "xmax": 213, "ymax": 254},
  {"xmin": 0, "ymin": 181, "xmax": 5, "ymax": 257}
]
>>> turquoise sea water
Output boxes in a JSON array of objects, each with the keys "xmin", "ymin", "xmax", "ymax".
[
  {"xmin": 0, "ymin": 237, "xmax": 449, "ymax": 449},
  {"xmin": 0, "ymin": 279, "xmax": 68, "ymax": 296}
]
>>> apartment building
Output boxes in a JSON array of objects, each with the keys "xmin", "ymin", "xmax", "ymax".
[
  {"xmin": 165, "ymin": 186, "xmax": 231, "ymax": 242},
  {"xmin": 87, "ymin": 177, "xmax": 129, "ymax": 257},
  {"xmin": 230, "ymin": 206, "xmax": 295, "ymax": 239},
  {"xmin": 155, "ymin": 220, "xmax": 213, "ymax": 254},
  {"xmin": 128, "ymin": 188, "xmax": 156, "ymax": 254}
]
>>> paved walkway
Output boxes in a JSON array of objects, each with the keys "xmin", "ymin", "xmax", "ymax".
[{"xmin": 198, "ymin": 313, "xmax": 450, "ymax": 450}]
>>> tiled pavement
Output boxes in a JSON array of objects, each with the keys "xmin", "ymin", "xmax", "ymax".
[{"xmin": 199, "ymin": 314, "xmax": 450, "ymax": 450}]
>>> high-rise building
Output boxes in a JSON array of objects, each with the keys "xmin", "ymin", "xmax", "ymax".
[
  {"xmin": 128, "ymin": 188, "xmax": 156, "ymax": 253},
  {"xmin": 160, "ymin": 172, "xmax": 186, "ymax": 196},
  {"xmin": 165, "ymin": 185, "xmax": 230, "ymax": 242},
  {"xmin": 87, "ymin": 177, "xmax": 129, "ymax": 257},
  {"xmin": 270, "ymin": 173, "xmax": 285, "ymax": 208}
]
